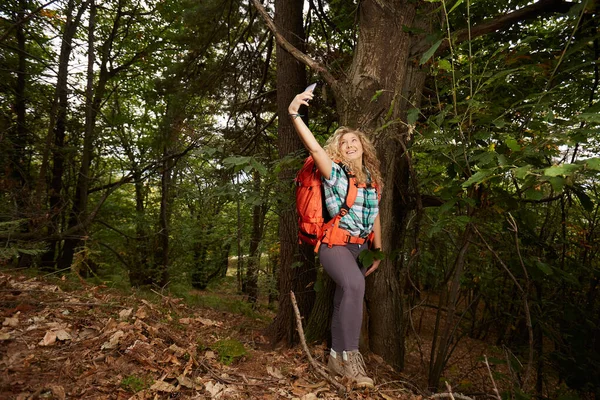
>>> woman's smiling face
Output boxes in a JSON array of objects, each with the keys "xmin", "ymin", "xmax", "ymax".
[{"xmin": 339, "ymin": 132, "xmax": 363, "ymax": 162}]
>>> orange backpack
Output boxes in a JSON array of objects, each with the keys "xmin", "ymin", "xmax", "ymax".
[{"xmin": 295, "ymin": 157, "xmax": 374, "ymax": 252}]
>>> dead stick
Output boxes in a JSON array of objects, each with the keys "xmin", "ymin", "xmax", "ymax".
[
  {"xmin": 431, "ymin": 394, "xmax": 475, "ymax": 400},
  {"xmin": 484, "ymin": 355, "xmax": 502, "ymax": 400},
  {"xmin": 444, "ymin": 381, "xmax": 456, "ymax": 400},
  {"xmin": 290, "ymin": 291, "xmax": 346, "ymax": 394}
]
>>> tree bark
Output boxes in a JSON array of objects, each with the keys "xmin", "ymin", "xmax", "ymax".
[
  {"xmin": 59, "ymin": 0, "xmax": 97, "ymax": 270},
  {"xmin": 39, "ymin": 0, "xmax": 89, "ymax": 269},
  {"xmin": 13, "ymin": 0, "xmax": 29, "ymax": 189},
  {"xmin": 269, "ymin": 0, "xmax": 314, "ymax": 346},
  {"xmin": 342, "ymin": 0, "xmax": 431, "ymax": 370},
  {"xmin": 428, "ymin": 225, "xmax": 473, "ymax": 390},
  {"xmin": 60, "ymin": 0, "xmax": 128, "ymax": 269}
]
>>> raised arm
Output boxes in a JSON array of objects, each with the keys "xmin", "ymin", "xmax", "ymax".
[{"xmin": 288, "ymin": 90, "xmax": 333, "ymax": 179}]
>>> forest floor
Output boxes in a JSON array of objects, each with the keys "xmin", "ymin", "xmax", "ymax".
[{"xmin": 0, "ymin": 268, "xmax": 508, "ymax": 400}]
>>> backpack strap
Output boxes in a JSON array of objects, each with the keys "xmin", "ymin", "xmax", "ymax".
[{"xmin": 315, "ymin": 162, "xmax": 362, "ymax": 251}]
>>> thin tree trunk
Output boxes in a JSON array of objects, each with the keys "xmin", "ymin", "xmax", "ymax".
[
  {"xmin": 13, "ymin": 0, "xmax": 28, "ymax": 189},
  {"xmin": 59, "ymin": 0, "xmax": 97, "ymax": 270},
  {"xmin": 60, "ymin": 0, "xmax": 125, "ymax": 269},
  {"xmin": 247, "ymin": 170, "xmax": 264, "ymax": 306},
  {"xmin": 428, "ymin": 225, "xmax": 473, "ymax": 390}
]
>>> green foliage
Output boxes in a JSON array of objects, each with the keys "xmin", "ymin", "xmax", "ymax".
[
  {"xmin": 213, "ymin": 338, "xmax": 247, "ymax": 365},
  {"xmin": 410, "ymin": 0, "xmax": 600, "ymax": 395},
  {"xmin": 121, "ymin": 375, "xmax": 153, "ymax": 393},
  {"xmin": 358, "ymin": 248, "xmax": 385, "ymax": 268}
]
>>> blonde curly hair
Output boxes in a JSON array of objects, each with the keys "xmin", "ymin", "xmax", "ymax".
[{"xmin": 323, "ymin": 126, "xmax": 382, "ymax": 188}]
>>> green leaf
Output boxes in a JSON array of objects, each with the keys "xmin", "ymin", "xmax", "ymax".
[
  {"xmin": 371, "ymin": 90, "xmax": 384, "ymax": 102},
  {"xmin": 438, "ymin": 59, "xmax": 452, "ymax": 71},
  {"xmin": 535, "ymin": 260, "xmax": 553, "ymax": 276},
  {"xmin": 438, "ymin": 199, "xmax": 456, "ymax": 214},
  {"xmin": 407, "ymin": 108, "xmax": 419, "ymax": 125},
  {"xmin": 358, "ymin": 248, "xmax": 385, "ymax": 268},
  {"xmin": 462, "ymin": 169, "xmax": 493, "ymax": 188},
  {"xmin": 249, "ymin": 159, "xmax": 267, "ymax": 175},
  {"xmin": 456, "ymin": 216, "xmax": 471, "ymax": 225},
  {"xmin": 481, "ymin": 68, "xmax": 521, "ymax": 88},
  {"xmin": 524, "ymin": 188, "xmax": 544, "ymax": 201},
  {"xmin": 385, "ymin": 99, "xmax": 395, "ymax": 121},
  {"xmin": 448, "ymin": 0, "xmax": 464, "ymax": 14},
  {"xmin": 585, "ymin": 157, "xmax": 600, "ymax": 171},
  {"xmin": 514, "ymin": 165, "xmax": 532, "ymax": 179},
  {"xmin": 313, "ymin": 278, "xmax": 323, "ymax": 293},
  {"xmin": 223, "ymin": 156, "xmax": 251, "ymax": 166},
  {"xmin": 493, "ymin": 118, "xmax": 506, "ymax": 128},
  {"xmin": 420, "ymin": 39, "xmax": 443, "ymax": 65},
  {"xmin": 472, "ymin": 151, "xmax": 496, "ymax": 167},
  {"xmin": 571, "ymin": 186, "xmax": 594, "ymax": 212},
  {"xmin": 505, "ymin": 138, "xmax": 521, "ymax": 152},
  {"xmin": 547, "ymin": 176, "xmax": 565, "ymax": 192},
  {"xmin": 575, "ymin": 113, "xmax": 600, "ymax": 123},
  {"xmin": 543, "ymin": 164, "xmax": 581, "ymax": 177}
]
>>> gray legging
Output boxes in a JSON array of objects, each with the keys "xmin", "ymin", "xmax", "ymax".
[{"xmin": 318, "ymin": 242, "xmax": 368, "ymax": 353}]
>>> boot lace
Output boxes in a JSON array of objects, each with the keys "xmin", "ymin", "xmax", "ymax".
[{"xmin": 347, "ymin": 351, "xmax": 368, "ymax": 376}]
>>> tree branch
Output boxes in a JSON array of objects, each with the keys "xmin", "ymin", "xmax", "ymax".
[
  {"xmin": 290, "ymin": 291, "xmax": 347, "ymax": 394},
  {"xmin": 411, "ymin": 0, "xmax": 576, "ymax": 57},
  {"xmin": 250, "ymin": 0, "xmax": 341, "ymax": 97},
  {"xmin": 0, "ymin": 0, "xmax": 61, "ymax": 44}
]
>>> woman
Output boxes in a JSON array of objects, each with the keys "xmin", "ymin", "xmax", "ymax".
[{"xmin": 288, "ymin": 89, "xmax": 382, "ymax": 388}]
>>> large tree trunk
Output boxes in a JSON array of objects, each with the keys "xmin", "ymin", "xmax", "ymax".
[
  {"xmin": 269, "ymin": 0, "xmax": 314, "ymax": 346},
  {"xmin": 38, "ymin": 0, "xmax": 88, "ymax": 269},
  {"xmin": 337, "ymin": 0, "xmax": 430, "ymax": 370}
]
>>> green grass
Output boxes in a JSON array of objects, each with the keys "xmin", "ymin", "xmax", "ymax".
[{"xmin": 121, "ymin": 374, "xmax": 153, "ymax": 392}]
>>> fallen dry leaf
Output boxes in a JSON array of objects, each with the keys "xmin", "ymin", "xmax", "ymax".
[
  {"xmin": 135, "ymin": 307, "xmax": 147, "ymax": 319},
  {"xmin": 0, "ymin": 332, "xmax": 11, "ymax": 340},
  {"xmin": 3, "ymin": 315, "xmax": 19, "ymax": 327},
  {"xmin": 101, "ymin": 330, "xmax": 125, "ymax": 350},
  {"xmin": 205, "ymin": 381, "xmax": 235, "ymax": 399},
  {"xmin": 179, "ymin": 317, "xmax": 191, "ymax": 324},
  {"xmin": 49, "ymin": 384, "xmax": 66, "ymax": 400},
  {"xmin": 39, "ymin": 330, "xmax": 57, "ymax": 346},
  {"xmin": 267, "ymin": 365, "xmax": 284, "ymax": 379},
  {"xmin": 119, "ymin": 308, "xmax": 133, "ymax": 320},
  {"xmin": 150, "ymin": 380, "xmax": 178, "ymax": 393},
  {"xmin": 196, "ymin": 317, "xmax": 221, "ymax": 327},
  {"xmin": 168, "ymin": 343, "xmax": 186, "ymax": 356},
  {"xmin": 176, "ymin": 375, "xmax": 203, "ymax": 390},
  {"xmin": 54, "ymin": 329, "xmax": 72, "ymax": 341},
  {"xmin": 205, "ymin": 350, "xmax": 216, "ymax": 359}
]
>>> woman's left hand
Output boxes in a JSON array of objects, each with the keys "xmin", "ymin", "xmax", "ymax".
[{"xmin": 365, "ymin": 259, "xmax": 381, "ymax": 277}]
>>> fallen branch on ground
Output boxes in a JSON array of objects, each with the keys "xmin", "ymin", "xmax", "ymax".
[{"xmin": 290, "ymin": 291, "xmax": 347, "ymax": 394}]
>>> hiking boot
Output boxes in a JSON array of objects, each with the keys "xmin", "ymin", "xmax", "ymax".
[
  {"xmin": 343, "ymin": 350, "xmax": 374, "ymax": 388},
  {"xmin": 327, "ymin": 351, "xmax": 345, "ymax": 377}
]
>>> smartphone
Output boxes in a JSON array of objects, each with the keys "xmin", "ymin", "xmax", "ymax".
[{"xmin": 305, "ymin": 83, "xmax": 317, "ymax": 93}]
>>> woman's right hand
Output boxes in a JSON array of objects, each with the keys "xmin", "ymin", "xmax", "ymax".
[{"xmin": 288, "ymin": 90, "xmax": 314, "ymax": 115}]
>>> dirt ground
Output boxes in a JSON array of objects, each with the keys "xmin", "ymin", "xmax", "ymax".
[{"xmin": 0, "ymin": 270, "xmax": 504, "ymax": 399}]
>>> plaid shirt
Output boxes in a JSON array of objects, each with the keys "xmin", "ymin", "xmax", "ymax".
[{"xmin": 322, "ymin": 162, "xmax": 379, "ymax": 238}]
